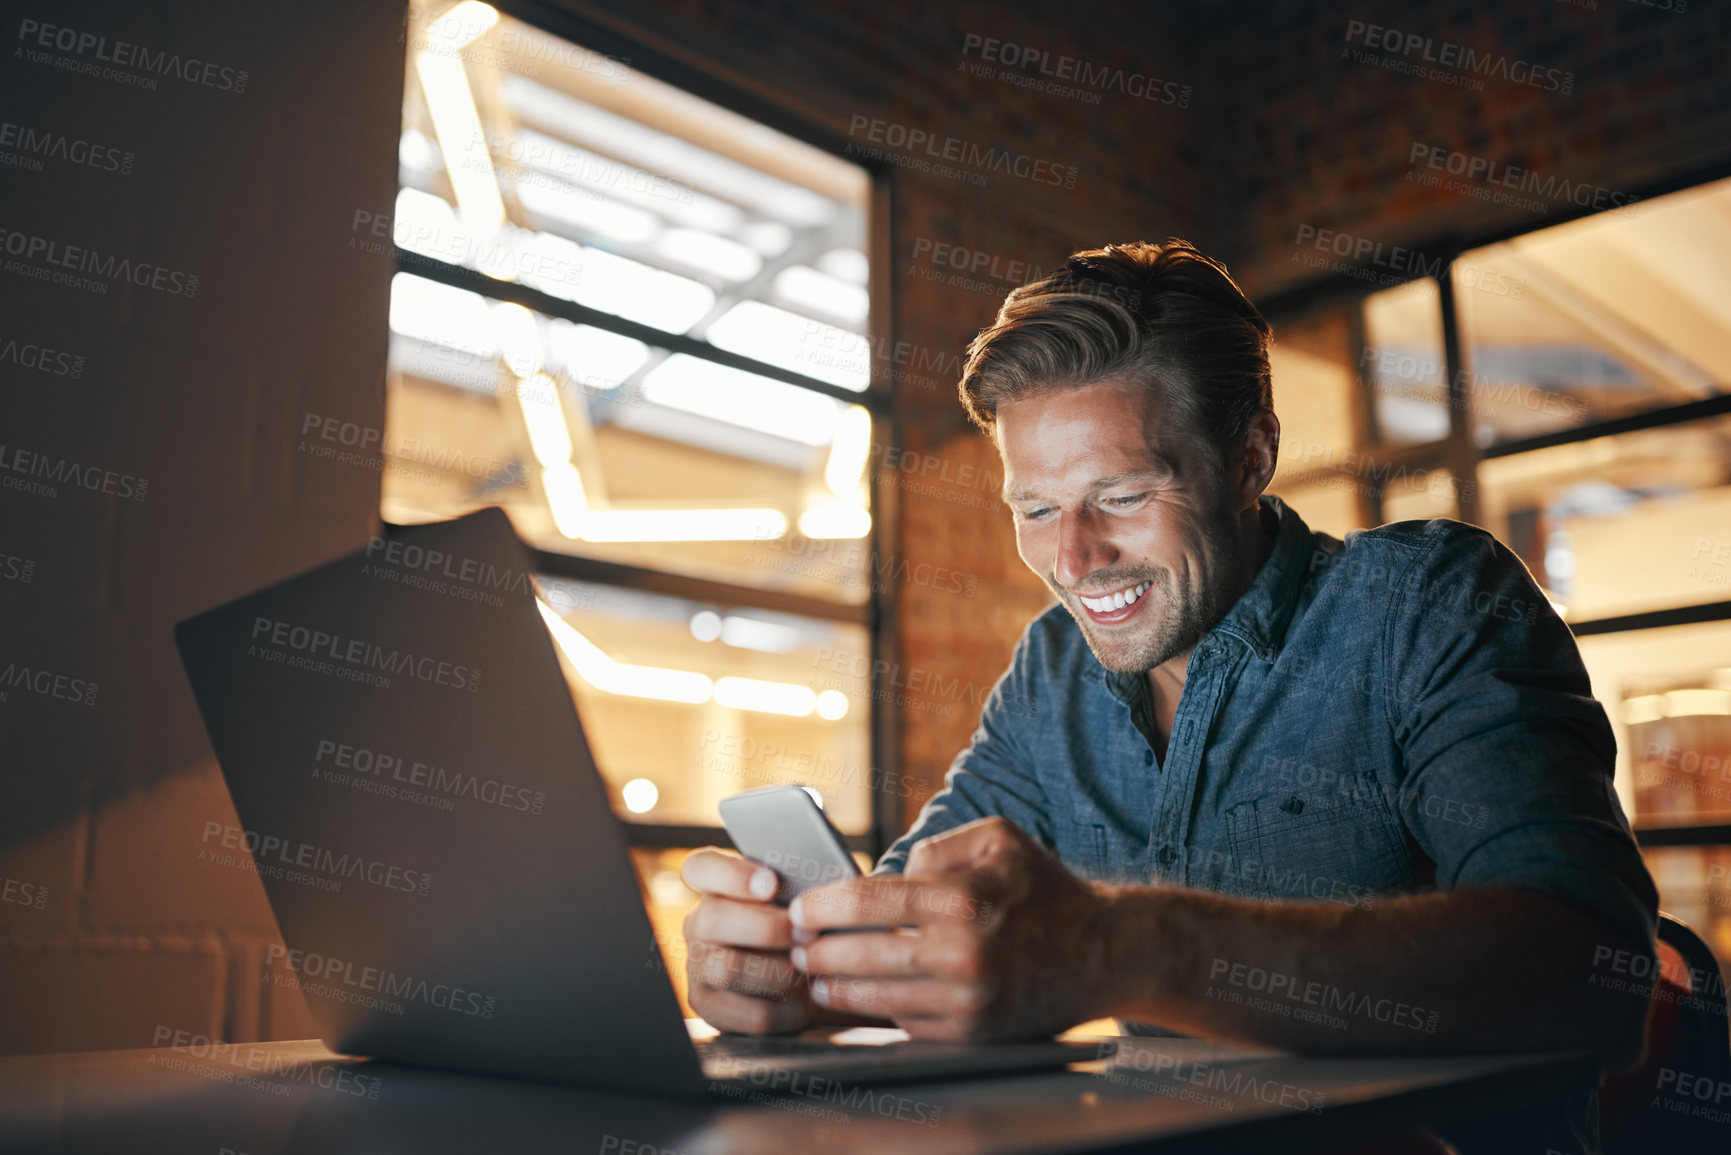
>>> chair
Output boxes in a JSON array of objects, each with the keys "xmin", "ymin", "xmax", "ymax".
[{"xmin": 1599, "ymin": 912, "xmax": 1730, "ymax": 1154}]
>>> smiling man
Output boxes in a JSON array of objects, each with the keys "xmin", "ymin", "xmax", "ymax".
[{"xmin": 680, "ymin": 239, "xmax": 1659, "ymax": 1149}]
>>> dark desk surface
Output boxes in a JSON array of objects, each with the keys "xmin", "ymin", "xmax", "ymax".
[{"xmin": 0, "ymin": 1035, "xmax": 1596, "ymax": 1155}]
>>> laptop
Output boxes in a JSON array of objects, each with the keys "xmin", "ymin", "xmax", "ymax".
[{"xmin": 174, "ymin": 507, "xmax": 1102, "ymax": 1098}]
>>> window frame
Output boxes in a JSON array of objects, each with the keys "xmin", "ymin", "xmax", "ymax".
[
  {"xmin": 392, "ymin": 0, "xmax": 902, "ymax": 858},
  {"xmin": 1260, "ymin": 157, "xmax": 1731, "ymax": 853}
]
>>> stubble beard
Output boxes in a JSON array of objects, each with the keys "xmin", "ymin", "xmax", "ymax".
[{"xmin": 1062, "ymin": 506, "xmax": 1247, "ymax": 676}]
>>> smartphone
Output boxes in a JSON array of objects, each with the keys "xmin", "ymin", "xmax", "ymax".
[{"xmin": 718, "ymin": 784, "xmax": 861, "ymax": 905}]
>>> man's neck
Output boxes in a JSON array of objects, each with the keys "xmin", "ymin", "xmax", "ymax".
[{"xmin": 1143, "ymin": 498, "xmax": 1275, "ymax": 736}]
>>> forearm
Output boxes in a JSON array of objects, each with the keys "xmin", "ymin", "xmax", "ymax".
[{"xmin": 1088, "ymin": 885, "xmax": 1652, "ymax": 1069}]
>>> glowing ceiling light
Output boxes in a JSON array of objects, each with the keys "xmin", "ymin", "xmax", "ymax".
[
  {"xmin": 773, "ymin": 265, "xmax": 870, "ymax": 327},
  {"xmin": 540, "ymin": 462, "xmax": 590, "ymax": 538},
  {"xmin": 538, "ymin": 600, "xmax": 713, "ymax": 704},
  {"xmin": 719, "ymin": 615, "xmax": 801, "ymax": 653},
  {"xmin": 704, "ymin": 302, "xmax": 870, "ymax": 393},
  {"xmin": 798, "ymin": 501, "xmax": 872, "ymax": 540},
  {"xmin": 714, "ymin": 677, "xmax": 817, "ymax": 717},
  {"xmin": 493, "ymin": 302, "xmax": 543, "ymax": 378},
  {"xmin": 641, "ymin": 355, "xmax": 844, "ymax": 446},
  {"xmin": 824, "ymin": 405, "xmax": 873, "ymax": 500},
  {"xmin": 577, "ymin": 508, "xmax": 787, "ymax": 542},
  {"xmin": 415, "ymin": 36, "xmax": 505, "ymax": 231},
  {"xmin": 426, "ymin": 1, "xmax": 498, "ymax": 49},
  {"xmin": 689, "ymin": 610, "xmax": 723, "ymax": 642},
  {"xmin": 621, "ymin": 778, "xmax": 660, "ymax": 814},
  {"xmin": 654, "ymin": 228, "xmax": 762, "ymax": 282},
  {"xmin": 815, "ymin": 690, "xmax": 850, "ymax": 721},
  {"xmin": 1663, "ymin": 689, "xmax": 1731, "ymax": 717},
  {"xmin": 517, "ymin": 375, "xmax": 573, "ymax": 467}
]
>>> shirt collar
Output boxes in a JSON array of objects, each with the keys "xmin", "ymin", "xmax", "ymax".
[{"xmin": 1097, "ymin": 494, "xmax": 1313, "ymax": 702}]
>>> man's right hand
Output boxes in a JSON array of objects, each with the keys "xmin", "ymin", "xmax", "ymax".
[{"xmin": 680, "ymin": 848, "xmax": 814, "ymax": 1034}]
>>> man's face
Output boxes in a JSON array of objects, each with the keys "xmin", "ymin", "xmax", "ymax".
[{"xmin": 997, "ymin": 380, "xmax": 1246, "ymax": 674}]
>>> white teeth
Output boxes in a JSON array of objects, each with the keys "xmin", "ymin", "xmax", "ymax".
[{"xmin": 1079, "ymin": 581, "xmax": 1152, "ymax": 613}]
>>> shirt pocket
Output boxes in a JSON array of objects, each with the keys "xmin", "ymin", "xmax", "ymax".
[
  {"xmin": 1223, "ymin": 782, "xmax": 1409, "ymax": 904},
  {"xmin": 1059, "ymin": 802, "xmax": 1120, "ymax": 883}
]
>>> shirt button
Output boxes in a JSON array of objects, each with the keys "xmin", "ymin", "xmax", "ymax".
[
  {"xmin": 1157, "ymin": 845, "xmax": 1178, "ymax": 866},
  {"xmin": 1143, "ymin": 749, "xmax": 1154, "ymax": 765}
]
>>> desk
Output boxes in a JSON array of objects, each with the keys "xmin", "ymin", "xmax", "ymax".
[{"xmin": 0, "ymin": 1036, "xmax": 1595, "ymax": 1154}]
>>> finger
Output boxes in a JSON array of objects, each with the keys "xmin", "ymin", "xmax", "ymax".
[
  {"xmin": 691, "ymin": 946, "xmax": 803, "ymax": 1002},
  {"xmin": 905, "ymin": 816, "xmax": 1027, "ymax": 878},
  {"xmin": 682, "ymin": 848, "xmax": 779, "ymax": 902},
  {"xmin": 806, "ymin": 975, "xmax": 989, "ymax": 1023},
  {"xmin": 685, "ymin": 896, "xmax": 795, "ymax": 950},
  {"xmin": 691, "ymin": 984, "xmax": 811, "ymax": 1036},
  {"xmin": 807, "ymin": 921, "xmax": 986, "ymax": 980},
  {"xmin": 796, "ymin": 929, "xmax": 924, "ymax": 979},
  {"xmin": 791, "ymin": 876, "xmax": 986, "ymax": 932}
]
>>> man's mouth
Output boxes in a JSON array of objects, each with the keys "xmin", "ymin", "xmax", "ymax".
[{"xmin": 1075, "ymin": 580, "xmax": 1154, "ymax": 623}]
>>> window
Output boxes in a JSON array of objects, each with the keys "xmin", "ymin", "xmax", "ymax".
[
  {"xmin": 1267, "ymin": 172, "xmax": 1731, "ymax": 961},
  {"xmin": 389, "ymin": 3, "xmax": 886, "ymax": 992}
]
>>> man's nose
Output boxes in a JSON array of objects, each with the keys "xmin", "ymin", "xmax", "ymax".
[{"xmin": 1054, "ymin": 509, "xmax": 1117, "ymax": 589}]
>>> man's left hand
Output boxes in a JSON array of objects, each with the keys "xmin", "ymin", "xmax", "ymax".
[{"xmin": 788, "ymin": 816, "xmax": 1113, "ymax": 1041}]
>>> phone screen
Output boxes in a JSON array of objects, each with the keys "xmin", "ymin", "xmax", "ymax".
[{"xmin": 718, "ymin": 785, "xmax": 861, "ymax": 905}]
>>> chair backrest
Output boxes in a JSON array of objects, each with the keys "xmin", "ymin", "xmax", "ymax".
[{"xmin": 1600, "ymin": 912, "xmax": 1730, "ymax": 1154}]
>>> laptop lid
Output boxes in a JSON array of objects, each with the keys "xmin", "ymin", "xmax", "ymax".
[{"xmin": 175, "ymin": 507, "xmax": 707, "ymax": 1097}]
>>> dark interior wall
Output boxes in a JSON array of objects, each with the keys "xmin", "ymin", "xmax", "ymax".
[{"xmin": 0, "ymin": 0, "xmax": 403, "ymax": 1052}]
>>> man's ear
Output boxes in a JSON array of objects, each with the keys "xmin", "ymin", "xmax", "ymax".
[{"xmin": 1233, "ymin": 408, "xmax": 1280, "ymax": 511}]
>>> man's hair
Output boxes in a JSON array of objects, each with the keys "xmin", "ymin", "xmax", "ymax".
[{"xmin": 958, "ymin": 239, "xmax": 1273, "ymax": 473}]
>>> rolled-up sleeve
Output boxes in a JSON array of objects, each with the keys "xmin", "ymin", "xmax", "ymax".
[
  {"xmin": 875, "ymin": 619, "xmax": 1053, "ymax": 875},
  {"xmin": 1386, "ymin": 524, "xmax": 1658, "ymax": 952}
]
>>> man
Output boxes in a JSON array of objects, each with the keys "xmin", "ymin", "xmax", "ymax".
[{"xmin": 681, "ymin": 239, "xmax": 1658, "ymax": 1146}]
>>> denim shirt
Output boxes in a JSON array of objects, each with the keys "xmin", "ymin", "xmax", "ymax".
[{"xmin": 878, "ymin": 494, "xmax": 1658, "ymax": 959}]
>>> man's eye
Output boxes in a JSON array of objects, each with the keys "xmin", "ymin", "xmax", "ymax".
[
  {"xmin": 1019, "ymin": 507, "xmax": 1054, "ymax": 522},
  {"xmin": 1105, "ymin": 493, "xmax": 1147, "ymax": 508}
]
